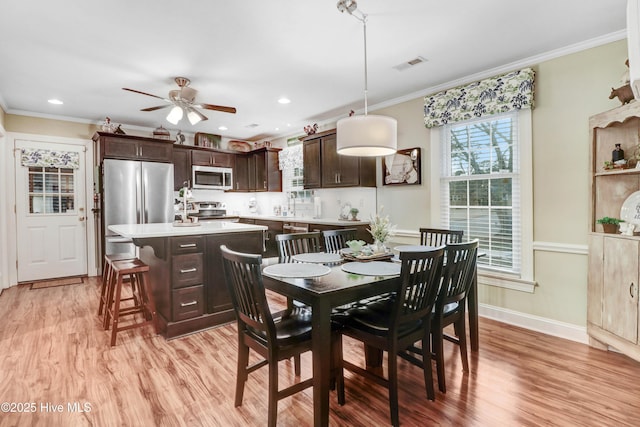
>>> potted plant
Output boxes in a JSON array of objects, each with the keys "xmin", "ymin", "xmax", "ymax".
[
  {"xmin": 597, "ymin": 217, "xmax": 624, "ymax": 234},
  {"xmin": 349, "ymin": 207, "xmax": 359, "ymax": 221}
]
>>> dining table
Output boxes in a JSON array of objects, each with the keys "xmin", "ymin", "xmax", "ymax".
[{"xmin": 261, "ymin": 249, "xmax": 480, "ymax": 427}]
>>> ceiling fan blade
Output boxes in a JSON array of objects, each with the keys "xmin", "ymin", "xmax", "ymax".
[
  {"xmin": 140, "ymin": 105, "xmax": 171, "ymax": 112},
  {"xmin": 189, "ymin": 108, "xmax": 209, "ymax": 122},
  {"xmin": 122, "ymin": 87, "xmax": 165, "ymax": 100},
  {"xmin": 197, "ymin": 103, "xmax": 237, "ymax": 114}
]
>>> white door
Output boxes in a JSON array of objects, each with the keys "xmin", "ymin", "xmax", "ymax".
[{"xmin": 15, "ymin": 139, "xmax": 88, "ymax": 282}]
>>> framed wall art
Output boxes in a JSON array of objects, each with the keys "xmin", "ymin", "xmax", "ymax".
[{"xmin": 382, "ymin": 147, "xmax": 421, "ymax": 185}]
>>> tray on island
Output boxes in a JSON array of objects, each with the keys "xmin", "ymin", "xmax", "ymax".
[{"xmin": 340, "ymin": 249, "xmax": 394, "ymax": 263}]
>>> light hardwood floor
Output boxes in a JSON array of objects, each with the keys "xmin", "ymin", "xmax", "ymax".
[{"xmin": 1, "ymin": 277, "xmax": 640, "ymax": 426}]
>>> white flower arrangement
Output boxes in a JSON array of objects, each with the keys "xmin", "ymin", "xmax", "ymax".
[{"xmin": 368, "ymin": 207, "xmax": 396, "ymax": 244}]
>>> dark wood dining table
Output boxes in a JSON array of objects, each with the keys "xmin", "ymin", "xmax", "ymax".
[{"xmin": 262, "ymin": 256, "xmax": 479, "ymax": 427}]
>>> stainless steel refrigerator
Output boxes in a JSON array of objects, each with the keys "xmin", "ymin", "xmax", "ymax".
[{"xmin": 102, "ymin": 159, "xmax": 174, "ymax": 257}]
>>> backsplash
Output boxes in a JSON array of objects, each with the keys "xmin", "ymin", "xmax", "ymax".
[{"xmin": 182, "ymin": 187, "xmax": 377, "ymax": 221}]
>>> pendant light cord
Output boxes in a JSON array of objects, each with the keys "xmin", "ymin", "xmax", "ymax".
[{"xmin": 362, "ymin": 16, "xmax": 368, "ymax": 116}]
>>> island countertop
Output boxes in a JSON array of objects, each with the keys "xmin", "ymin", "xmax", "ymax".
[{"xmin": 109, "ymin": 221, "xmax": 267, "ymax": 238}]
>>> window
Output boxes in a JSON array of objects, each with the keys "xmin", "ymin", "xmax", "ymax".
[
  {"xmin": 28, "ymin": 166, "xmax": 75, "ymax": 214},
  {"xmin": 435, "ymin": 110, "xmax": 533, "ymax": 287}
]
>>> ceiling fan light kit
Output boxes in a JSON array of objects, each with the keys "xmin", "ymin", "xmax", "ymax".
[
  {"xmin": 166, "ymin": 105, "xmax": 183, "ymax": 125},
  {"xmin": 335, "ymin": 0, "xmax": 398, "ymax": 157},
  {"xmin": 123, "ymin": 76, "xmax": 236, "ymax": 127}
]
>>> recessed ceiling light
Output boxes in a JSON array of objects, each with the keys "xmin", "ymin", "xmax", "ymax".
[
  {"xmin": 278, "ymin": 97, "xmax": 291, "ymax": 104},
  {"xmin": 275, "ymin": 127, "xmax": 280, "ymax": 131},
  {"xmin": 218, "ymin": 126, "xmax": 228, "ymax": 131},
  {"xmin": 48, "ymin": 99, "xmax": 63, "ymax": 105}
]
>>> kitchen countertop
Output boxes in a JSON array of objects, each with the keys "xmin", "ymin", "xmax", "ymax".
[
  {"xmin": 109, "ymin": 221, "xmax": 267, "ymax": 238},
  {"xmin": 239, "ymin": 215, "xmax": 370, "ymax": 226}
]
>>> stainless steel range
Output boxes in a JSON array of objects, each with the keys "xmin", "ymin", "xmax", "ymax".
[{"xmin": 193, "ymin": 201, "xmax": 239, "ymax": 222}]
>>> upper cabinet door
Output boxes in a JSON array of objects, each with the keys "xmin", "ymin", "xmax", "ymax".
[
  {"xmin": 303, "ymin": 139, "xmax": 321, "ymax": 189},
  {"xmin": 95, "ymin": 132, "xmax": 173, "ymax": 163},
  {"xmin": 321, "ymin": 135, "xmax": 360, "ymax": 187}
]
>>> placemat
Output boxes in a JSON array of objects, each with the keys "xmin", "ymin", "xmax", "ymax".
[
  {"xmin": 263, "ymin": 263, "xmax": 331, "ymax": 278},
  {"xmin": 341, "ymin": 261, "xmax": 401, "ymax": 276},
  {"xmin": 292, "ymin": 252, "xmax": 343, "ymax": 264}
]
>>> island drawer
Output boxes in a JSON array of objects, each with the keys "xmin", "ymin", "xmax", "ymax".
[
  {"xmin": 172, "ymin": 285, "xmax": 204, "ymax": 321},
  {"xmin": 172, "ymin": 253, "xmax": 203, "ymax": 288},
  {"xmin": 171, "ymin": 236, "xmax": 205, "ymax": 254}
]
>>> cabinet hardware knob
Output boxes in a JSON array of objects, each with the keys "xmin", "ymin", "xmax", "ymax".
[
  {"xmin": 180, "ymin": 301, "xmax": 197, "ymax": 307},
  {"xmin": 180, "ymin": 268, "xmax": 197, "ymax": 274}
]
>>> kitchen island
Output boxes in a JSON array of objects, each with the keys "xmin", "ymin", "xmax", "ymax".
[{"xmin": 109, "ymin": 221, "xmax": 267, "ymax": 338}]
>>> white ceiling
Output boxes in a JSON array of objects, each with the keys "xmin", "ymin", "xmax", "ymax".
[{"xmin": 0, "ymin": 0, "xmax": 627, "ymax": 141}]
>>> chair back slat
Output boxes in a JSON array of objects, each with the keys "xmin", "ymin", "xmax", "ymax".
[
  {"xmin": 437, "ymin": 240, "xmax": 479, "ymax": 309},
  {"xmin": 322, "ymin": 228, "xmax": 358, "ymax": 253},
  {"xmin": 221, "ymin": 245, "xmax": 277, "ymax": 340},
  {"xmin": 393, "ymin": 248, "xmax": 445, "ymax": 328},
  {"xmin": 419, "ymin": 227, "xmax": 464, "ymax": 246},
  {"xmin": 276, "ymin": 232, "xmax": 323, "ymax": 260}
]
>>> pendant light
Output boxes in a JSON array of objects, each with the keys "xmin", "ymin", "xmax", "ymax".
[{"xmin": 336, "ymin": 0, "xmax": 397, "ymax": 157}]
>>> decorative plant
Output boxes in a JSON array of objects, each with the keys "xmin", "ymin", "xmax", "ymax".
[
  {"xmin": 596, "ymin": 217, "xmax": 624, "ymax": 225},
  {"xmin": 368, "ymin": 206, "xmax": 396, "ymax": 244},
  {"xmin": 350, "ymin": 207, "xmax": 359, "ymax": 219}
]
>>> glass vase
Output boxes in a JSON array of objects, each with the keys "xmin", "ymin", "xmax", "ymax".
[{"xmin": 371, "ymin": 239, "xmax": 387, "ymax": 254}]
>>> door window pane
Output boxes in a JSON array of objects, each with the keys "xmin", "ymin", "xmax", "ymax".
[{"xmin": 28, "ymin": 167, "xmax": 75, "ymax": 214}]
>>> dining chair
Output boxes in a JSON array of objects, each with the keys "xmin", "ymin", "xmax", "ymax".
[
  {"xmin": 276, "ymin": 231, "xmax": 323, "ymax": 260},
  {"xmin": 340, "ymin": 247, "xmax": 445, "ymax": 427},
  {"xmin": 322, "ymin": 228, "xmax": 358, "ymax": 253},
  {"xmin": 430, "ymin": 239, "xmax": 479, "ymax": 393},
  {"xmin": 419, "ymin": 227, "xmax": 464, "ymax": 246},
  {"xmin": 220, "ymin": 245, "xmax": 345, "ymax": 427},
  {"xmin": 275, "ymin": 232, "xmax": 323, "ymax": 310}
]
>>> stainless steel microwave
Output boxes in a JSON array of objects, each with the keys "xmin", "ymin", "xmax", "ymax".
[{"xmin": 192, "ymin": 165, "xmax": 233, "ymax": 190}]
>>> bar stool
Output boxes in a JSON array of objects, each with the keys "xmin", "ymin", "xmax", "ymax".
[
  {"xmin": 98, "ymin": 253, "xmax": 135, "ymax": 322},
  {"xmin": 103, "ymin": 258, "xmax": 158, "ymax": 347}
]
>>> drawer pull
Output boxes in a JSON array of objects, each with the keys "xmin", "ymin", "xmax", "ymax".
[
  {"xmin": 180, "ymin": 301, "xmax": 198, "ymax": 307},
  {"xmin": 180, "ymin": 268, "xmax": 198, "ymax": 274},
  {"xmin": 179, "ymin": 243, "xmax": 197, "ymax": 248}
]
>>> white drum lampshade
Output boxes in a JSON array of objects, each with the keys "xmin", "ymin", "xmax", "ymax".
[{"xmin": 336, "ymin": 114, "xmax": 397, "ymax": 156}]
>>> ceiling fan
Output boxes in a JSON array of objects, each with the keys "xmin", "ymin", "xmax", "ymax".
[{"xmin": 123, "ymin": 77, "xmax": 237, "ymax": 125}]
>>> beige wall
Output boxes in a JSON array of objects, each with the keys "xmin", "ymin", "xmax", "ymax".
[
  {"xmin": 5, "ymin": 115, "xmax": 99, "ymax": 139},
  {"xmin": 372, "ymin": 40, "xmax": 629, "ymax": 326},
  {"xmin": 1, "ymin": 40, "xmax": 629, "ymax": 326},
  {"xmin": 0, "ymin": 105, "xmax": 5, "ymax": 128}
]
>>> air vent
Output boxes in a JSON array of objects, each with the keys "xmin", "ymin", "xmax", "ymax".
[
  {"xmin": 245, "ymin": 123, "xmax": 260, "ymax": 128},
  {"xmin": 393, "ymin": 56, "xmax": 428, "ymax": 71}
]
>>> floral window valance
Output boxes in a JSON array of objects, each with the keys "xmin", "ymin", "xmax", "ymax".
[
  {"xmin": 423, "ymin": 68, "xmax": 535, "ymax": 128},
  {"xmin": 278, "ymin": 144, "xmax": 303, "ymax": 171},
  {"xmin": 21, "ymin": 148, "xmax": 80, "ymax": 169}
]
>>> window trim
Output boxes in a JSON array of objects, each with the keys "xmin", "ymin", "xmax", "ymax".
[{"xmin": 430, "ymin": 108, "xmax": 535, "ymax": 292}]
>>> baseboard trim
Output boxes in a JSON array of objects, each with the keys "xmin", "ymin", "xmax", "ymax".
[{"xmin": 479, "ymin": 303, "xmax": 589, "ymax": 344}]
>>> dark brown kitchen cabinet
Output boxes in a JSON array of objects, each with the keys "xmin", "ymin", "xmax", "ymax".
[
  {"xmin": 233, "ymin": 154, "xmax": 250, "ymax": 191},
  {"xmin": 191, "ymin": 149, "xmax": 233, "ymax": 167},
  {"xmin": 302, "ymin": 130, "xmax": 375, "ymax": 189},
  {"xmin": 138, "ymin": 230, "xmax": 263, "ymax": 338},
  {"xmin": 254, "ymin": 219, "xmax": 283, "ymax": 257},
  {"xmin": 93, "ymin": 132, "xmax": 173, "ymax": 163},
  {"xmin": 303, "ymin": 138, "xmax": 322, "ymax": 189},
  {"xmin": 205, "ymin": 231, "xmax": 263, "ymax": 313},
  {"xmin": 233, "ymin": 148, "xmax": 281, "ymax": 192},
  {"xmin": 172, "ymin": 146, "xmax": 191, "ymax": 190}
]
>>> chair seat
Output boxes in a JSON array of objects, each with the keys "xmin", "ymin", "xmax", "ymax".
[
  {"xmin": 442, "ymin": 302, "xmax": 459, "ymax": 315},
  {"xmin": 247, "ymin": 307, "xmax": 313, "ymax": 346},
  {"xmin": 345, "ymin": 296, "xmax": 423, "ymax": 337}
]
